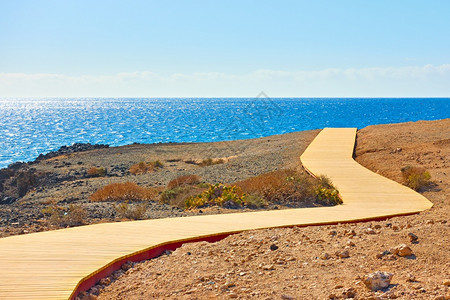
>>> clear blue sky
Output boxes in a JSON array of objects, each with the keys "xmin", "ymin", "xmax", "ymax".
[{"xmin": 1, "ymin": 0, "xmax": 450, "ymax": 97}]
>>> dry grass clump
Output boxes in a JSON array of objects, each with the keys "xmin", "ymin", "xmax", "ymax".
[
  {"xmin": 160, "ymin": 175, "xmax": 205, "ymax": 208},
  {"xmin": 401, "ymin": 166, "xmax": 431, "ymax": 191},
  {"xmin": 41, "ymin": 204, "xmax": 87, "ymax": 227},
  {"xmin": 129, "ymin": 160, "xmax": 163, "ymax": 175},
  {"xmin": 90, "ymin": 182, "xmax": 157, "ymax": 202},
  {"xmin": 160, "ymin": 186, "xmax": 206, "ymax": 209},
  {"xmin": 114, "ymin": 201, "xmax": 148, "ymax": 220},
  {"xmin": 234, "ymin": 169, "xmax": 341, "ymax": 207},
  {"xmin": 167, "ymin": 175, "xmax": 202, "ymax": 190},
  {"xmin": 198, "ymin": 158, "xmax": 225, "ymax": 167},
  {"xmin": 87, "ymin": 167, "xmax": 106, "ymax": 177}
]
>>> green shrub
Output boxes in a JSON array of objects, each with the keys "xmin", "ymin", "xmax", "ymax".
[
  {"xmin": 185, "ymin": 183, "xmax": 245, "ymax": 209},
  {"xmin": 242, "ymin": 194, "xmax": 267, "ymax": 208},
  {"xmin": 401, "ymin": 166, "xmax": 431, "ymax": 191}
]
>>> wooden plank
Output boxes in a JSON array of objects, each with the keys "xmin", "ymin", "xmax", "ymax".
[{"xmin": 0, "ymin": 128, "xmax": 432, "ymax": 299}]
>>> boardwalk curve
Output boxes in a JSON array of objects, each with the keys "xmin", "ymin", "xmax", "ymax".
[{"xmin": 0, "ymin": 128, "xmax": 433, "ymax": 299}]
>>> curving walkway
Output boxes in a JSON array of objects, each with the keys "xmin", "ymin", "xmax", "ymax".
[{"xmin": 0, "ymin": 128, "xmax": 433, "ymax": 299}]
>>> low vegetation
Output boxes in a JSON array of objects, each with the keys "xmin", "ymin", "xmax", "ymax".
[
  {"xmin": 167, "ymin": 174, "xmax": 202, "ymax": 190},
  {"xmin": 87, "ymin": 167, "xmax": 106, "ymax": 177},
  {"xmin": 185, "ymin": 184, "xmax": 245, "ymax": 209},
  {"xmin": 160, "ymin": 175, "xmax": 205, "ymax": 208},
  {"xmin": 401, "ymin": 166, "xmax": 431, "ymax": 191},
  {"xmin": 183, "ymin": 170, "xmax": 341, "ymax": 210},
  {"xmin": 41, "ymin": 204, "xmax": 87, "ymax": 227},
  {"xmin": 90, "ymin": 182, "xmax": 157, "ymax": 202},
  {"xmin": 129, "ymin": 160, "xmax": 164, "ymax": 175},
  {"xmin": 114, "ymin": 201, "xmax": 148, "ymax": 220},
  {"xmin": 234, "ymin": 169, "xmax": 342, "ymax": 207},
  {"xmin": 198, "ymin": 158, "xmax": 225, "ymax": 167}
]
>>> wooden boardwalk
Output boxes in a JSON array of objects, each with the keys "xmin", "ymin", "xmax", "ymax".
[{"xmin": 0, "ymin": 128, "xmax": 433, "ymax": 299}]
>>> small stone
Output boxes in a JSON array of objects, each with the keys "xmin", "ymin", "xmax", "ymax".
[
  {"xmin": 347, "ymin": 240, "xmax": 356, "ymax": 247},
  {"xmin": 393, "ymin": 244, "xmax": 413, "ymax": 257},
  {"xmin": 328, "ymin": 293, "xmax": 337, "ymax": 299},
  {"xmin": 329, "ymin": 230, "xmax": 337, "ymax": 236},
  {"xmin": 270, "ymin": 244, "xmax": 279, "ymax": 251},
  {"xmin": 374, "ymin": 224, "xmax": 382, "ymax": 229},
  {"xmin": 262, "ymin": 264, "xmax": 275, "ymax": 270},
  {"xmin": 406, "ymin": 274, "xmax": 416, "ymax": 282},
  {"xmin": 443, "ymin": 279, "xmax": 450, "ymax": 286},
  {"xmin": 224, "ymin": 279, "xmax": 235, "ymax": 288},
  {"xmin": 185, "ymin": 288, "xmax": 197, "ymax": 294},
  {"xmin": 88, "ymin": 294, "xmax": 98, "ymax": 300},
  {"xmin": 366, "ymin": 228, "xmax": 376, "ymax": 235},
  {"xmin": 99, "ymin": 277, "xmax": 111, "ymax": 286},
  {"xmin": 346, "ymin": 230, "xmax": 356, "ymax": 237},
  {"xmin": 342, "ymin": 287, "xmax": 356, "ymax": 298},
  {"xmin": 229, "ymin": 293, "xmax": 238, "ymax": 298},
  {"xmin": 337, "ymin": 250, "xmax": 350, "ymax": 258},
  {"xmin": 408, "ymin": 233, "xmax": 418, "ymax": 243},
  {"xmin": 363, "ymin": 271, "xmax": 393, "ymax": 291},
  {"xmin": 320, "ymin": 252, "xmax": 331, "ymax": 260},
  {"xmin": 281, "ymin": 295, "xmax": 294, "ymax": 300},
  {"xmin": 392, "ymin": 225, "xmax": 399, "ymax": 231}
]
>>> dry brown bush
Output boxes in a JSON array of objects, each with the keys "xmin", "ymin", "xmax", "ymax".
[
  {"xmin": 160, "ymin": 186, "xmax": 206, "ymax": 209},
  {"xmin": 41, "ymin": 204, "xmax": 87, "ymax": 226},
  {"xmin": 90, "ymin": 182, "xmax": 157, "ymax": 202},
  {"xmin": 167, "ymin": 174, "xmax": 202, "ymax": 190},
  {"xmin": 198, "ymin": 158, "xmax": 225, "ymax": 167},
  {"xmin": 87, "ymin": 167, "xmax": 106, "ymax": 177},
  {"xmin": 114, "ymin": 201, "xmax": 148, "ymax": 220},
  {"xmin": 129, "ymin": 160, "xmax": 163, "ymax": 175},
  {"xmin": 234, "ymin": 169, "xmax": 340, "ymax": 206},
  {"xmin": 234, "ymin": 169, "xmax": 313, "ymax": 205}
]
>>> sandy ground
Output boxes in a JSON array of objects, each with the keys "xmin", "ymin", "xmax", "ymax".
[{"xmin": 91, "ymin": 119, "xmax": 450, "ymax": 300}]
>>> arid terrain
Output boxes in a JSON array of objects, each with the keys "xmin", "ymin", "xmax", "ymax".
[
  {"xmin": 1, "ymin": 119, "xmax": 449, "ymax": 299},
  {"xmin": 0, "ymin": 129, "xmax": 320, "ymax": 237},
  {"xmin": 96, "ymin": 119, "xmax": 449, "ymax": 300}
]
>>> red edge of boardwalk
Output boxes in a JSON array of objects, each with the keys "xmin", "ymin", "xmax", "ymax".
[{"xmin": 70, "ymin": 233, "xmax": 232, "ymax": 300}]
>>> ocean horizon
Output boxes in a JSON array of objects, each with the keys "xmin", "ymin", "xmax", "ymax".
[{"xmin": 0, "ymin": 97, "xmax": 449, "ymax": 169}]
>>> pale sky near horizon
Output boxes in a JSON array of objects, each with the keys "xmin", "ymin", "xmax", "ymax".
[{"xmin": 1, "ymin": 0, "xmax": 450, "ymax": 97}]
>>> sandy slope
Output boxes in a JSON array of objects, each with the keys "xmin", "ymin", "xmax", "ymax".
[{"xmin": 94, "ymin": 119, "xmax": 450, "ymax": 300}]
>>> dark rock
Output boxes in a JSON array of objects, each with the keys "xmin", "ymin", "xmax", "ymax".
[
  {"xmin": 270, "ymin": 244, "xmax": 279, "ymax": 251},
  {"xmin": 0, "ymin": 196, "xmax": 17, "ymax": 205},
  {"xmin": 34, "ymin": 143, "xmax": 109, "ymax": 162},
  {"xmin": 408, "ymin": 232, "xmax": 419, "ymax": 243}
]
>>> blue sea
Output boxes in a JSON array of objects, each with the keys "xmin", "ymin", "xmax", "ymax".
[{"xmin": 0, "ymin": 98, "xmax": 449, "ymax": 169}]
